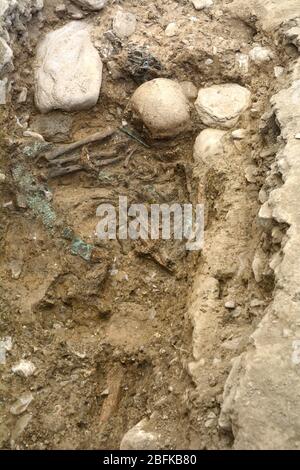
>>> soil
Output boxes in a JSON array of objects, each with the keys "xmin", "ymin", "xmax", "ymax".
[{"xmin": 0, "ymin": 0, "xmax": 290, "ymax": 450}]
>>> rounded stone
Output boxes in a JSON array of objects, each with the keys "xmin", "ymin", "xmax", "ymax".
[
  {"xmin": 120, "ymin": 419, "xmax": 161, "ymax": 450},
  {"xmin": 193, "ymin": 128, "xmax": 227, "ymax": 164},
  {"xmin": 195, "ymin": 83, "xmax": 251, "ymax": 129},
  {"xmin": 180, "ymin": 81, "xmax": 198, "ymax": 101},
  {"xmin": 249, "ymin": 45, "xmax": 273, "ymax": 64},
  {"xmin": 131, "ymin": 78, "xmax": 191, "ymax": 139},
  {"xmin": 113, "ymin": 10, "xmax": 136, "ymax": 39}
]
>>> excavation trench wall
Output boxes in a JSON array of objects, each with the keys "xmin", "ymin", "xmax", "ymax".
[{"xmin": 216, "ymin": 0, "xmax": 300, "ymax": 451}]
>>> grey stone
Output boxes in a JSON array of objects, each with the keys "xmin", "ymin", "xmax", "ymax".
[
  {"xmin": 30, "ymin": 112, "xmax": 73, "ymax": 143},
  {"xmin": 249, "ymin": 45, "xmax": 274, "ymax": 64},
  {"xmin": 0, "ymin": 1, "xmax": 44, "ymax": 33},
  {"xmin": 225, "ymin": 301, "xmax": 236, "ymax": 310},
  {"xmin": 113, "ymin": 10, "xmax": 136, "ymax": 40},
  {"xmin": 165, "ymin": 22, "xmax": 178, "ymax": 37},
  {"xmin": 120, "ymin": 418, "xmax": 162, "ymax": 450}
]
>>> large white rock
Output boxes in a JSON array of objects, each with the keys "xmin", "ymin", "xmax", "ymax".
[
  {"xmin": 195, "ymin": 83, "xmax": 251, "ymax": 129},
  {"xmin": 35, "ymin": 22, "xmax": 103, "ymax": 113},
  {"xmin": 71, "ymin": 0, "xmax": 106, "ymax": 10},
  {"xmin": 131, "ymin": 78, "xmax": 190, "ymax": 139}
]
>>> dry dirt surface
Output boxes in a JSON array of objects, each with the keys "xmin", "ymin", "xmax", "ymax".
[{"xmin": 0, "ymin": 0, "xmax": 299, "ymax": 450}]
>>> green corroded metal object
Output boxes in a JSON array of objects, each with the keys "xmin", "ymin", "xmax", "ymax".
[
  {"xmin": 62, "ymin": 227, "xmax": 74, "ymax": 240},
  {"xmin": 71, "ymin": 237, "xmax": 93, "ymax": 261},
  {"xmin": 12, "ymin": 164, "xmax": 56, "ymax": 229},
  {"xmin": 23, "ymin": 141, "xmax": 52, "ymax": 158}
]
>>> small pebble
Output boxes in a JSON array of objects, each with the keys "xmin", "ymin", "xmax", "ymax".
[
  {"xmin": 249, "ymin": 45, "xmax": 273, "ymax": 64},
  {"xmin": 17, "ymin": 87, "xmax": 28, "ymax": 104},
  {"xmin": 232, "ymin": 129, "xmax": 246, "ymax": 140},
  {"xmin": 232, "ymin": 307, "xmax": 242, "ymax": 318},
  {"xmin": 0, "ymin": 172, "xmax": 6, "ymax": 183},
  {"xmin": 180, "ymin": 81, "xmax": 198, "ymax": 100},
  {"xmin": 165, "ymin": 22, "xmax": 178, "ymax": 37},
  {"xmin": 9, "ymin": 260, "xmax": 23, "ymax": 280},
  {"xmin": 250, "ymin": 299, "xmax": 265, "ymax": 308},
  {"xmin": 274, "ymin": 66, "xmax": 284, "ymax": 78},
  {"xmin": 245, "ymin": 165, "xmax": 258, "ymax": 183},
  {"xmin": 12, "ymin": 360, "xmax": 36, "ymax": 377},
  {"xmin": 192, "ymin": 0, "xmax": 214, "ymax": 10},
  {"xmin": 0, "ymin": 337, "xmax": 12, "ymax": 365},
  {"xmin": 258, "ymin": 188, "xmax": 268, "ymax": 204},
  {"xmin": 204, "ymin": 412, "xmax": 216, "ymax": 428},
  {"xmin": 225, "ymin": 301, "xmax": 236, "ymax": 310}
]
